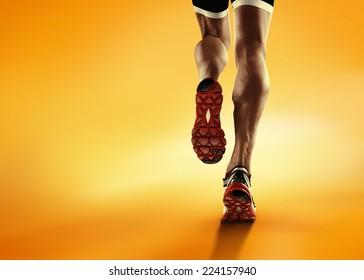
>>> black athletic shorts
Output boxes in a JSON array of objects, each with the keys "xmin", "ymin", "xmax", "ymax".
[{"xmin": 192, "ymin": 0, "xmax": 274, "ymax": 18}]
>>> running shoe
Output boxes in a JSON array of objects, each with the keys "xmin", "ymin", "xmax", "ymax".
[
  {"xmin": 191, "ymin": 78, "xmax": 226, "ymax": 164},
  {"xmin": 221, "ymin": 166, "xmax": 256, "ymax": 222}
]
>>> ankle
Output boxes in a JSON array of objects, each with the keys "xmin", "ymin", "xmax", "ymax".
[{"xmin": 226, "ymin": 162, "xmax": 251, "ymax": 177}]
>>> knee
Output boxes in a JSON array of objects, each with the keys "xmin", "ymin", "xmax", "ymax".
[
  {"xmin": 194, "ymin": 34, "xmax": 229, "ymax": 67},
  {"xmin": 215, "ymin": 35, "xmax": 231, "ymax": 52},
  {"xmin": 235, "ymin": 39, "xmax": 266, "ymax": 65},
  {"xmin": 202, "ymin": 31, "xmax": 231, "ymax": 51},
  {"xmin": 232, "ymin": 69, "xmax": 270, "ymax": 106},
  {"xmin": 232, "ymin": 44, "xmax": 270, "ymax": 105}
]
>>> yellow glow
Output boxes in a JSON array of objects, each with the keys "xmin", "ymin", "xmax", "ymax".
[{"xmin": 1, "ymin": 1, "xmax": 364, "ymax": 259}]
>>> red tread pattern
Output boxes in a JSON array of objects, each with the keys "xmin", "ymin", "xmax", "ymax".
[
  {"xmin": 191, "ymin": 79, "xmax": 226, "ymax": 164},
  {"xmin": 221, "ymin": 182, "xmax": 256, "ymax": 222}
]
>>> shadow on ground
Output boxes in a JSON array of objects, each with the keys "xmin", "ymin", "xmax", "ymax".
[{"xmin": 210, "ymin": 222, "xmax": 254, "ymax": 259}]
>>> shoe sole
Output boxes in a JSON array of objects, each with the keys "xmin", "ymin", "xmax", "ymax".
[
  {"xmin": 221, "ymin": 183, "xmax": 256, "ymax": 222},
  {"xmin": 191, "ymin": 79, "xmax": 226, "ymax": 164}
]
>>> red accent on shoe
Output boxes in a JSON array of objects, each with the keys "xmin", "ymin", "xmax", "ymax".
[
  {"xmin": 221, "ymin": 166, "xmax": 255, "ymax": 222},
  {"xmin": 191, "ymin": 79, "xmax": 226, "ymax": 164}
]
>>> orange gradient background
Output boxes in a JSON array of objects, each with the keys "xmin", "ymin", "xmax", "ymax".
[{"xmin": 1, "ymin": 1, "xmax": 364, "ymax": 259}]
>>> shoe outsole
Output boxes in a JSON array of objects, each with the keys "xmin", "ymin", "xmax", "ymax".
[
  {"xmin": 191, "ymin": 78, "xmax": 226, "ymax": 164},
  {"xmin": 221, "ymin": 194, "xmax": 256, "ymax": 222},
  {"xmin": 221, "ymin": 168, "xmax": 256, "ymax": 222}
]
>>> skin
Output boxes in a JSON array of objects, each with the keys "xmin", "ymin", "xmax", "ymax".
[{"xmin": 194, "ymin": 5, "xmax": 272, "ymax": 175}]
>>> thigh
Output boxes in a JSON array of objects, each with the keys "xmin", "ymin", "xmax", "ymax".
[
  {"xmin": 232, "ymin": 2, "xmax": 273, "ymax": 52},
  {"xmin": 192, "ymin": 0, "xmax": 231, "ymax": 49}
]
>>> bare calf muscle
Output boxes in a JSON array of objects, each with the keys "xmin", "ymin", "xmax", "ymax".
[{"xmin": 191, "ymin": 0, "xmax": 274, "ymax": 222}]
